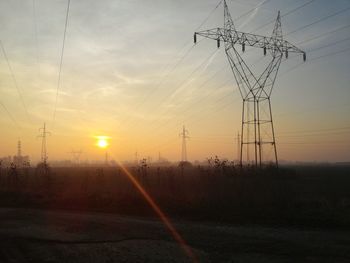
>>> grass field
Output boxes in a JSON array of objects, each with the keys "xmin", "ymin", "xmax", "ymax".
[{"xmin": 0, "ymin": 164, "xmax": 349, "ymax": 229}]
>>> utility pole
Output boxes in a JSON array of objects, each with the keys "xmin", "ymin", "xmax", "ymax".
[
  {"xmin": 179, "ymin": 125, "xmax": 189, "ymax": 162},
  {"xmin": 194, "ymin": 1, "xmax": 306, "ymax": 167},
  {"xmin": 37, "ymin": 123, "xmax": 51, "ymax": 165}
]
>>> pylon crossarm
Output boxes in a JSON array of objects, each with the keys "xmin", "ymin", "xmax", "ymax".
[{"xmin": 195, "ymin": 28, "xmax": 305, "ymax": 55}]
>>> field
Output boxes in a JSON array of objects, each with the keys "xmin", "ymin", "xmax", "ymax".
[
  {"xmin": 0, "ymin": 164, "xmax": 350, "ymax": 262},
  {"xmin": 0, "ymin": 164, "xmax": 349, "ymax": 228}
]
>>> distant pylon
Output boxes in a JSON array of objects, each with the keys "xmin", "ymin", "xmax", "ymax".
[
  {"xmin": 236, "ymin": 132, "xmax": 240, "ymax": 161},
  {"xmin": 194, "ymin": 1, "xmax": 306, "ymax": 167},
  {"xmin": 37, "ymin": 123, "xmax": 51, "ymax": 164},
  {"xmin": 69, "ymin": 150, "xmax": 82, "ymax": 164},
  {"xmin": 179, "ymin": 125, "xmax": 189, "ymax": 162},
  {"xmin": 17, "ymin": 139, "xmax": 22, "ymax": 157},
  {"xmin": 135, "ymin": 151, "xmax": 138, "ymax": 165}
]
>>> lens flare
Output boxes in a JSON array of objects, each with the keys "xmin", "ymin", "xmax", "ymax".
[{"xmin": 117, "ymin": 163, "xmax": 198, "ymax": 263}]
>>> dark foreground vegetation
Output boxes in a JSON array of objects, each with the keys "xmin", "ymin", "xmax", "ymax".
[{"xmin": 0, "ymin": 163, "xmax": 349, "ymax": 229}]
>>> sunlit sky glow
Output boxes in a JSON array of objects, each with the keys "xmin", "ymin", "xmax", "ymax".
[
  {"xmin": 0, "ymin": 0, "xmax": 349, "ymax": 163},
  {"xmin": 96, "ymin": 136, "xmax": 109, "ymax": 148}
]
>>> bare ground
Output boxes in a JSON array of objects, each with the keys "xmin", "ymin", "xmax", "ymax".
[{"xmin": 0, "ymin": 208, "xmax": 349, "ymax": 262}]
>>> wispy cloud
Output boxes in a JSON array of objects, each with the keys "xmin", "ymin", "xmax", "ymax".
[
  {"xmin": 238, "ymin": 4, "xmax": 261, "ymax": 29},
  {"xmin": 165, "ymin": 49, "xmax": 220, "ymax": 103}
]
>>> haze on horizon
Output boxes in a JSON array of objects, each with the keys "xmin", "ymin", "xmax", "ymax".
[{"xmin": 0, "ymin": 0, "xmax": 349, "ymax": 163}]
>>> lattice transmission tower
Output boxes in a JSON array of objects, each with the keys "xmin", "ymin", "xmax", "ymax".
[
  {"xmin": 69, "ymin": 150, "xmax": 82, "ymax": 165},
  {"xmin": 194, "ymin": 1, "xmax": 306, "ymax": 167},
  {"xmin": 37, "ymin": 123, "xmax": 51, "ymax": 165},
  {"xmin": 17, "ymin": 139, "xmax": 22, "ymax": 157},
  {"xmin": 179, "ymin": 125, "xmax": 189, "ymax": 162}
]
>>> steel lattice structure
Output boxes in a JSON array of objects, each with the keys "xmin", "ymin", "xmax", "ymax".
[
  {"xmin": 37, "ymin": 123, "xmax": 51, "ymax": 165},
  {"xmin": 194, "ymin": 0, "xmax": 305, "ymax": 167},
  {"xmin": 180, "ymin": 125, "xmax": 189, "ymax": 162}
]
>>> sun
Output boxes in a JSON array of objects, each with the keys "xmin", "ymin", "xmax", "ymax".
[
  {"xmin": 97, "ymin": 139, "xmax": 108, "ymax": 148},
  {"xmin": 95, "ymin": 136, "xmax": 109, "ymax": 148}
]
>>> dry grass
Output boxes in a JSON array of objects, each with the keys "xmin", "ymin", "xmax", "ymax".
[{"xmin": 0, "ymin": 164, "xmax": 349, "ymax": 228}]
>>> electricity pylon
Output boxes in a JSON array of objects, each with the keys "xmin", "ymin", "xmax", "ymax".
[
  {"xmin": 17, "ymin": 139, "xmax": 22, "ymax": 157},
  {"xmin": 69, "ymin": 150, "xmax": 82, "ymax": 164},
  {"xmin": 179, "ymin": 125, "xmax": 189, "ymax": 162},
  {"xmin": 37, "ymin": 123, "xmax": 51, "ymax": 165},
  {"xmin": 236, "ymin": 132, "xmax": 240, "ymax": 162},
  {"xmin": 194, "ymin": 1, "xmax": 305, "ymax": 167}
]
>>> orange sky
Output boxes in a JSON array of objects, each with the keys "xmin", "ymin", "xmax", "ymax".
[{"xmin": 0, "ymin": 0, "xmax": 349, "ymax": 163}]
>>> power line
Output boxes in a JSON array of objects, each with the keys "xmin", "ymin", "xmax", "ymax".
[
  {"xmin": 146, "ymin": 77, "xmax": 233, "ymax": 141},
  {"xmin": 286, "ymin": 5, "xmax": 350, "ymax": 36},
  {"xmin": 173, "ymin": 56, "xmax": 266, "ymax": 122},
  {"xmin": 245, "ymin": 4, "xmax": 350, "ymax": 70},
  {"xmin": 277, "ymin": 131, "xmax": 350, "ymax": 138},
  {"xmin": 0, "ymin": 101, "xmax": 22, "ymax": 131},
  {"xmin": 142, "ymin": 83, "xmax": 239, "ymax": 153},
  {"xmin": 278, "ymin": 25, "xmax": 350, "ymax": 75},
  {"xmin": 196, "ymin": 0, "xmax": 223, "ymax": 30},
  {"xmin": 233, "ymin": 0, "xmax": 272, "ymax": 22},
  {"xmin": 136, "ymin": 50, "xmax": 269, "ymax": 147},
  {"xmin": 123, "ymin": 0, "xmax": 275, "ymax": 132},
  {"xmin": 281, "ymin": 0, "xmax": 315, "ymax": 17},
  {"xmin": 149, "ymin": 2, "xmax": 350, "ymax": 157},
  {"xmin": 127, "ymin": 46, "xmax": 267, "ymax": 143},
  {"xmin": 133, "ymin": 77, "xmax": 237, "ymax": 155},
  {"xmin": 279, "ymin": 140, "xmax": 350, "ymax": 145},
  {"xmin": 162, "ymin": 66, "xmax": 228, "ymax": 122},
  {"xmin": 282, "ymin": 35, "xmax": 350, "ymax": 61},
  {"xmin": 161, "ymin": 127, "xmax": 350, "ymax": 142},
  {"xmin": 308, "ymin": 46, "xmax": 350, "ymax": 62},
  {"xmin": 0, "ymin": 40, "xmax": 30, "ymax": 121},
  {"xmin": 52, "ymin": 0, "xmax": 71, "ymax": 126},
  {"xmin": 126, "ymin": 0, "xmax": 224, "ymax": 120},
  {"xmin": 306, "ymin": 36, "xmax": 350, "ymax": 53},
  {"xmin": 279, "ymin": 126, "xmax": 350, "ymax": 135},
  {"xmin": 143, "ymin": 99, "xmax": 350, "ymax": 156},
  {"xmin": 120, "ymin": 1, "xmax": 282, "ymax": 138},
  {"xmin": 250, "ymin": 0, "xmax": 316, "ymax": 33},
  {"xmin": 280, "ymin": 45, "xmax": 350, "ymax": 76},
  {"xmin": 37, "ymin": 123, "xmax": 51, "ymax": 165},
  {"xmin": 128, "ymin": 43, "xmax": 197, "ymax": 114},
  {"xmin": 124, "ymin": 48, "xmax": 219, "ymax": 132},
  {"xmin": 297, "ymin": 23, "xmax": 350, "ymax": 46},
  {"xmin": 151, "ymin": 127, "xmax": 350, "ymax": 150},
  {"xmin": 122, "ymin": 0, "xmax": 229, "ymax": 129},
  {"xmin": 189, "ymin": 128, "xmax": 350, "ymax": 139},
  {"xmin": 119, "ymin": 1, "xmax": 348, "ymax": 157},
  {"xmin": 160, "ymin": 48, "xmax": 220, "ymax": 106},
  {"xmin": 142, "ymin": 2, "xmax": 350, "ymax": 158}
]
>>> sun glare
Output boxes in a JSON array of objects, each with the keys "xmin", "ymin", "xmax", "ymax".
[{"xmin": 96, "ymin": 136, "xmax": 109, "ymax": 148}]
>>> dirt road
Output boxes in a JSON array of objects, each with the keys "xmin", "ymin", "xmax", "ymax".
[{"xmin": 0, "ymin": 208, "xmax": 348, "ymax": 262}]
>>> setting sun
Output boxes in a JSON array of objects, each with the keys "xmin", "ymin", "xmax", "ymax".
[{"xmin": 96, "ymin": 136, "xmax": 109, "ymax": 148}]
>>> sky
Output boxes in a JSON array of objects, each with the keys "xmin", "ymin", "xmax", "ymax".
[{"xmin": 0, "ymin": 0, "xmax": 349, "ymax": 164}]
